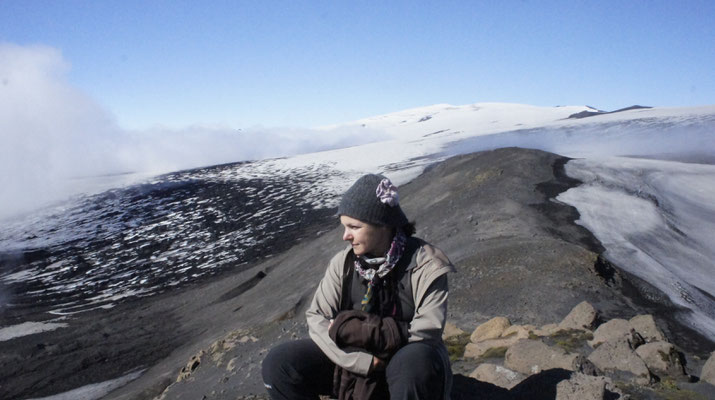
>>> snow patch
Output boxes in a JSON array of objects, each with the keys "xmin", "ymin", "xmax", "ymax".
[
  {"xmin": 0, "ymin": 321, "xmax": 69, "ymax": 341},
  {"xmin": 27, "ymin": 369, "xmax": 145, "ymax": 400}
]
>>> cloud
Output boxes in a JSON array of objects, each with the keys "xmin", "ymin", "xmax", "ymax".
[
  {"xmin": 118, "ymin": 123, "xmax": 385, "ymax": 175},
  {"xmin": 0, "ymin": 43, "xmax": 125, "ymax": 218},
  {"xmin": 0, "ymin": 43, "xmax": 386, "ymax": 220}
]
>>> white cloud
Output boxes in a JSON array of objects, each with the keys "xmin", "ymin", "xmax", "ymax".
[
  {"xmin": 0, "ymin": 43, "xmax": 125, "ymax": 218},
  {"xmin": 0, "ymin": 43, "xmax": 387, "ymax": 220},
  {"xmin": 118, "ymin": 124, "xmax": 385, "ymax": 175}
]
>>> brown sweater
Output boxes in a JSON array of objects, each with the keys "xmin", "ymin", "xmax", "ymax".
[{"xmin": 328, "ymin": 310, "xmax": 407, "ymax": 399}]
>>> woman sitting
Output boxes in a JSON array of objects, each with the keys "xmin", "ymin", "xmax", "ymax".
[{"xmin": 262, "ymin": 173, "xmax": 455, "ymax": 399}]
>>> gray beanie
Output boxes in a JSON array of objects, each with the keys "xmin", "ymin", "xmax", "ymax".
[{"xmin": 338, "ymin": 174, "xmax": 409, "ymax": 227}]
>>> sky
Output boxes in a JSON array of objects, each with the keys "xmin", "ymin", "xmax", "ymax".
[
  {"xmin": 1, "ymin": 0, "xmax": 715, "ymax": 218},
  {"xmin": 2, "ymin": 0, "xmax": 714, "ymax": 130}
]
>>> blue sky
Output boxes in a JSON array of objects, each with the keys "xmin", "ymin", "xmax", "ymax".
[{"xmin": 1, "ymin": 0, "xmax": 714, "ymax": 129}]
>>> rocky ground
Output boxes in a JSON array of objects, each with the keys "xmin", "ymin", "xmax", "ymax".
[
  {"xmin": 445, "ymin": 301, "xmax": 715, "ymax": 399},
  {"xmin": 3, "ymin": 147, "xmax": 714, "ymax": 399},
  {"xmin": 125, "ymin": 148, "xmax": 715, "ymax": 400}
]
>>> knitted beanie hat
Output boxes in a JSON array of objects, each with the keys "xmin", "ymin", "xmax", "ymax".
[{"xmin": 338, "ymin": 174, "xmax": 409, "ymax": 227}]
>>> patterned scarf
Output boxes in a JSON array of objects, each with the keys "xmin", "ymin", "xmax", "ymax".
[{"xmin": 354, "ymin": 230, "xmax": 407, "ymax": 313}]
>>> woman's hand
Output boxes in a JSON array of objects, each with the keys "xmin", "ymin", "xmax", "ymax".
[{"xmin": 370, "ymin": 356, "xmax": 387, "ymax": 373}]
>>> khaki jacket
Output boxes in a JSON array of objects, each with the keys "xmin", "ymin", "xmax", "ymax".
[{"xmin": 306, "ymin": 239, "xmax": 456, "ymax": 397}]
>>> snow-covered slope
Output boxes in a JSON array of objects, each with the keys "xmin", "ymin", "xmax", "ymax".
[
  {"xmin": 558, "ymin": 157, "xmax": 715, "ymax": 339},
  {"xmin": 1, "ymin": 102, "xmax": 715, "ymax": 341},
  {"xmin": 323, "ymin": 103, "xmax": 596, "ymax": 139},
  {"xmin": 282, "ymin": 102, "xmax": 715, "ymax": 186}
]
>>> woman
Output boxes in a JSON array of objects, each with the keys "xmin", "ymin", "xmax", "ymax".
[{"xmin": 262, "ymin": 174, "xmax": 455, "ymax": 399}]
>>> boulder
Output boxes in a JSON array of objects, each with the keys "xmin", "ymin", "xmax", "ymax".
[
  {"xmin": 588, "ymin": 319, "xmax": 631, "ymax": 348},
  {"xmin": 589, "ymin": 315, "xmax": 667, "ymax": 349},
  {"xmin": 587, "ymin": 338, "xmax": 651, "ymax": 385},
  {"xmin": 464, "ymin": 336, "xmax": 518, "ymax": 359},
  {"xmin": 504, "ymin": 339, "xmax": 585, "ymax": 375},
  {"xmin": 443, "ymin": 322, "xmax": 466, "ymax": 339},
  {"xmin": 635, "ymin": 341, "xmax": 685, "ymax": 379},
  {"xmin": 701, "ymin": 351, "xmax": 715, "ymax": 386},
  {"xmin": 471, "ymin": 317, "xmax": 511, "ymax": 343},
  {"xmin": 629, "ymin": 314, "xmax": 666, "ymax": 342},
  {"xmin": 558, "ymin": 301, "xmax": 597, "ymax": 331},
  {"xmin": 533, "ymin": 323, "xmax": 560, "ymax": 337},
  {"xmin": 556, "ymin": 373, "xmax": 623, "ymax": 400},
  {"xmin": 501, "ymin": 324, "xmax": 533, "ymax": 340},
  {"xmin": 469, "ymin": 363, "xmax": 526, "ymax": 389}
]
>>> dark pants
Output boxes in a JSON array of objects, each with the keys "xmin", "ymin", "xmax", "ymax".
[{"xmin": 262, "ymin": 338, "xmax": 445, "ymax": 400}]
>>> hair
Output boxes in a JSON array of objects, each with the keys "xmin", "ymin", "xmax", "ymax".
[{"xmin": 400, "ymin": 221, "xmax": 416, "ymax": 237}]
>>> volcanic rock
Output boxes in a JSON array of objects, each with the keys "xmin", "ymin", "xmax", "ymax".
[
  {"xmin": 629, "ymin": 314, "xmax": 666, "ymax": 343},
  {"xmin": 588, "ymin": 319, "xmax": 631, "ymax": 348},
  {"xmin": 469, "ymin": 363, "xmax": 526, "ymax": 389},
  {"xmin": 700, "ymin": 351, "xmax": 715, "ymax": 386},
  {"xmin": 470, "ymin": 317, "xmax": 511, "ymax": 343},
  {"xmin": 587, "ymin": 337, "xmax": 651, "ymax": 385},
  {"xmin": 533, "ymin": 323, "xmax": 561, "ymax": 337},
  {"xmin": 464, "ymin": 337, "xmax": 519, "ymax": 359},
  {"xmin": 555, "ymin": 373, "xmax": 622, "ymax": 400},
  {"xmin": 442, "ymin": 322, "xmax": 466, "ymax": 339},
  {"xmin": 501, "ymin": 324, "xmax": 533, "ymax": 340},
  {"xmin": 634, "ymin": 341, "xmax": 686, "ymax": 380},
  {"xmin": 558, "ymin": 301, "xmax": 597, "ymax": 331},
  {"xmin": 177, "ymin": 351, "xmax": 204, "ymax": 382},
  {"xmin": 504, "ymin": 339, "xmax": 584, "ymax": 375}
]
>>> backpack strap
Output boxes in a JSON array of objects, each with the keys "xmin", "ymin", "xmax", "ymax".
[
  {"xmin": 339, "ymin": 249, "xmax": 355, "ymax": 311},
  {"xmin": 396, "ymin": 238, "xmax": 420, "ymax": 317}
]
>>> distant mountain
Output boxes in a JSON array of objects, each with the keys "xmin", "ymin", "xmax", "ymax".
[{"xmin": 567, "ymin": 105, "xmax": 653, "ymax": 119}]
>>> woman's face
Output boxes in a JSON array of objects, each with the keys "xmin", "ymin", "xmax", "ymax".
[{"xmin": 340, "ymin": 215, "xmax": 393, "ymax": 256}]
